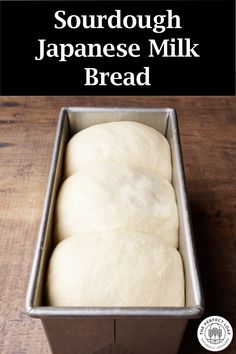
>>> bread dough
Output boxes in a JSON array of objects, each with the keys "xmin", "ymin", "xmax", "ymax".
[
  {"xmin": 54, "ymin": 164, "xmax": 178, "ymax": 247},
  {"xmin": 64, "ymin": 121, "xmax": 172, "ymax": 181},
  {"xmin": 46, "ymin": 231, "xmax": 184, "ymax": 307}
]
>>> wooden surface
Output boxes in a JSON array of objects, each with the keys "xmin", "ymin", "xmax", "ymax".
[{"xmin": 0, "ymin": 96, "xmax": 235, "ymax": 354}]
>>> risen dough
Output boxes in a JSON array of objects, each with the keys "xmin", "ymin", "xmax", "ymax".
[
  {"xmin": 64, "ymin": 121, "xmax": 172, "ymax": 181},
  {"xmin": 46, "ymin": 231, "xmax": 184, "ymax": 307},
  {"xmin": 54, "ymin": 164, "xmax": 178, "ymax": 247}
]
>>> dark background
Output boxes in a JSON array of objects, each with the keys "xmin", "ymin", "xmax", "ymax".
[{"xmin": 0, "ymin": 0, "xmax": 235, "ymax": 95}]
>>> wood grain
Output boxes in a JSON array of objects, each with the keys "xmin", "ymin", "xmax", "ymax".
[{"xmin": 0, "ymin": 96, "xmax": 235, "ymax": 354}]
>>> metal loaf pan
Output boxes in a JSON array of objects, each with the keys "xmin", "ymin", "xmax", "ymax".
[{"xmin": 26, "ymin": 107, "xmax": 204, "ymax": 354}]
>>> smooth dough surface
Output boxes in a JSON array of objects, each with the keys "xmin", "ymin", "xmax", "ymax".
[
  {"xmin": 46, "ymin": 231, "xmax": 184, "ymax": 307},
  {"xmin": 64, "ymin": 121, "xmax": 172, "ymax": 181},
  {"xmin": 54, "ymin": 164, "xmax": 178, "ymax": 247}
]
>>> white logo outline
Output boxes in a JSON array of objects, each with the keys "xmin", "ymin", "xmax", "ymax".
[{"xmin": 197, "ymin": 316, "xmax": 233, "ymax": 352}]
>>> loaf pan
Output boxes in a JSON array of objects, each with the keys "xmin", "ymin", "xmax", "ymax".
[{"xmin": 26, "ymin": 107, "xmax": 204, "ymax": 354}]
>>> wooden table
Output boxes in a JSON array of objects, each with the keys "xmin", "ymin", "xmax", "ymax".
[{"xmin": 0, "ymin": 96, "xmax": 235, "ymax": 354}]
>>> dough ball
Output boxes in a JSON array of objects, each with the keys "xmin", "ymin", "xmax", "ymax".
[
  {"xmin": 54, "ymin": 164, "xmax": 178, "ymax": 247},
  {"xmin": 46, "ymin": 231, "xmax": 185, "ymax": 307},
  {"xmin": 64, "ymin": 121, "xmax": 172, "ymax": 181}
]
